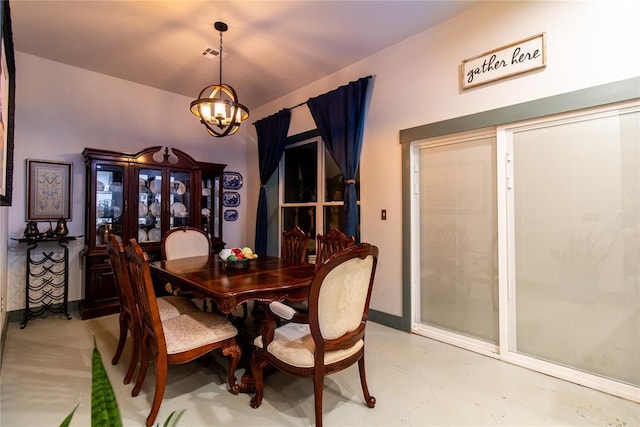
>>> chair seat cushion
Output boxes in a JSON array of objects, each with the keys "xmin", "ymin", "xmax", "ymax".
[
  {"xmin": 254, "ymin": 322, "xmax": 363, "ymax": 368},
  {"xmin": 157, "ymin": 296, "xmax": 200, "ymax": 320},
  {"xmin": 163, "ymin": 311, "xmax": 238, "ymax": 354}
]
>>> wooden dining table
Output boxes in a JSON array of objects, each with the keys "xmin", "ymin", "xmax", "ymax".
[
  {"xmin": 150, "ymin": 254, "xmax": 317, "ymax": 393},
  {"xmin": 150, "ymin": 255, "xmax": 316, "ymax": 314}
]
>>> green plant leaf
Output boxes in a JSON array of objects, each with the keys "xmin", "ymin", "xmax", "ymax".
[
  {"xmin": 160, "ymin": 409, "xmax": 186, "ymax": 427},
  {"xmin": 91, "ymin": 336, "xmax": 123, "ymax": 427},
  {"xmin": 59, "ymin": 403, "xmax": 79, "ymax": 427}
]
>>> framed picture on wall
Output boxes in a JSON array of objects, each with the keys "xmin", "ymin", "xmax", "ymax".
[
  {"xmin": 0, "ymin": 0, "xmax": 16, "ymax": 206},
  {"xmin": 27, "ymin": 159, "xmax": 73, "ymax": 221}
]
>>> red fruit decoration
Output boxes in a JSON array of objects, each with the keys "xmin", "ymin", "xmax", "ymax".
[{"xmin": 231, "ymin": 248, "xmax": 244, "ymax": 259}]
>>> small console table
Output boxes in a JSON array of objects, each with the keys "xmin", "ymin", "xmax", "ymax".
[{"xmin": 12, "ymin": 236, "xmax": 77, "ymax": 328}]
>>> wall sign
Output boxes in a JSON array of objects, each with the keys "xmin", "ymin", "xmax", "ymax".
[{"xmin": 461, "ymin": 33, "xmax": 546, "ymax": 90}]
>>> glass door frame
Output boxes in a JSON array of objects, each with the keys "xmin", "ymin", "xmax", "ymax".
[
  {"xmin": 410, "ymin": 128, "xmax": 499, "ymax": 358},
  {"xmin": 401, "ymin": 78, "xmax": 640, "ymax": 404},
  {"xmin": 497, "ymin": 100, "xmax": 640, "ymax": 403}
]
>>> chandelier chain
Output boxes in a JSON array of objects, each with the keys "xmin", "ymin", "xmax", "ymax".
[{"xmin": 218, "ymin": 29, "xmax": 223, "ymax": 87}]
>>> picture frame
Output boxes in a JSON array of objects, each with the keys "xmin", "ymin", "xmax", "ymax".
[
  {"xmin": 461, "ymin": 33, "xmax": 546, "ymax": 90},
  {"xmin": 27, "ymin": 159, "xmax": 73, "ymax": 221},
  {"xmin": 0, "ymin": 1, "xmax": 16, "ymax": 206}
]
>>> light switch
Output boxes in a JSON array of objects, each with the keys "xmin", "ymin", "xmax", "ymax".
[{"xmin": 381, "ymin": 209, "xmax": 387, "ymax": 220}]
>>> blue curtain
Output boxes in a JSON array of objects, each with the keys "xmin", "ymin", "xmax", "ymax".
[
  {"xmin": 307, "ymin": 76, "xmax": 370, "ymax": 239},
  {"xmin": 254, "ymin": 109, "xmax": 291, "ymax": 255}
]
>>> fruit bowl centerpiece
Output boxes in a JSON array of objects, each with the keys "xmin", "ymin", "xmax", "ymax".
[{"xmin": 219, "ymin": 247, "xmax": 258, "ymax": 270}]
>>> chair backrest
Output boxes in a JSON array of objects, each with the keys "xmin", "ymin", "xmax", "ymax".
[
  {"xmin": 125, "ymin": 239, "xmax": 167, "ymax": 354},
  {"xmin": 307, "ymin": 243, "xmax": 378, "ymax": 352},
  {"xmin": 106, "ymin": 234, "xmax": 140, "ymax": 325},
  {"xmin": 315, "ymin": 228, "xmax": 355, "ymax": 266},
  {"xmin": 161, "ymin": 226, "xmax": 212, "ymax": 260},
  {"xmin": 281, "ymin": 226, "xmax": 310, "ymax": 263}
]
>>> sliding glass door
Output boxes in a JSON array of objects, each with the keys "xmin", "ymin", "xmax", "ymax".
[
  {"xmin": 411, "ymin": 100, "xmax": 640, "ymax": 402},
  {"xmin": 412, "ymin": 130, "xmax": 498, "ymax": 350},
  {"xmin": 503, "ymin": 102, "xmax": 640, "ymax": 394}
]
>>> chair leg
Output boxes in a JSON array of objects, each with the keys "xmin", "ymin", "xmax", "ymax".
[
  {"xmin": 249, "ymin": 352, "xmax": 266, "ymax": 408},
  {"xmin": 123, "ymin": 326, "xmax": 140, "ymax": 385},
  {"xmin": 111, "ymin": 313, "xmax": 127, "ymax": 365},
  {"xmin": 358, "ymin": 356, "xmax": 376, "ymax": 408},
  {"xmin": 241, "ymin": 302, "xmax": 248, "ymax": 323},
  {"xmin": 146, "ymin": 354, "xmax": 168, "ymax": 427},
  {"xmin": 313, "ymin": 371, "xmax": 325, "ymax": 427},
  {"xmin": 222, "ymin": 341, "xmax": 242, "ymax": 394},
  {"xmin": 132, "ymin": 341, "xmax": 150, "ymax": 397}
]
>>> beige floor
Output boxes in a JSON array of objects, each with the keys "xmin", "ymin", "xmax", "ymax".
[{"xmin": 1, "ymin": 311, "xmax": 638, "ymax": 426}]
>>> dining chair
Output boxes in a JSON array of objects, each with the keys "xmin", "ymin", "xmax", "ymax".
[
  {"xmin": 286, "ymin": 228, "xmax": 356, "ymax": 312},
  {"xmin": 281, "ymin": 225, "xmax": 310, "ymax": 263},
  {"xmin": 105, "ymin": 233, "xmax": 142, "ymax": 385},
  {"xmin": 161, "ymin": 226, "xmax": 210, "ymax": 307},
  {"xmin": 315, "ymin": 228, "xmax": 356, "ymax": 266},
  {"xmin": 161, "ymin": 226, "xmax": 211, "ymax": 260},
  {"xmin": 106, "ymin": 234, "xmax": 202, "ymax": 385},
  {"xmin": 125, "ymin": 239, "xmax": 242, "ymax": 427},
  {"xmin": 275, "ymin": 226, "xmax": 312, "ymax": 318},
  {"xmin": 162, "ymin": 225, "xmax": 249, "ymax": 321},
  {"xmin": 249, "ymin": 243, "xmax": 379, "ymax": 427}
]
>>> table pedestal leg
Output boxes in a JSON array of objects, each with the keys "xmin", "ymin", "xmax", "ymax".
[{"xmin": 237, "ymin": 301, "xmax": 272, "ymax": 394}]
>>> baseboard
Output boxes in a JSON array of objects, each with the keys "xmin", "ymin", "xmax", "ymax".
[
  {"xmin": 6, "ymin": 300, "xmax": 81, "ymax": 325},
  {"xmin": 0, "ymin": 312, "xmax": 7, "ymax": 369},
  {"xmin": 368, "ymin": 308, "xmax": 409, "ymax": 332}
]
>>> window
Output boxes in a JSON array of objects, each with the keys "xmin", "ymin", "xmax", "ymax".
[{"xmin": 279, "ymin": 136, "xmax": 360, "ymax": 252}]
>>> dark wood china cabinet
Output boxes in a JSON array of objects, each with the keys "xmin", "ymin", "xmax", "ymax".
[{"xmin": 79, "ymin": 146, "xmax": 225, "ymax": 319}]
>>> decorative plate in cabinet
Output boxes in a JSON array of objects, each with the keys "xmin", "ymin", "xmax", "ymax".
[
  {"xmin": 170, "ymin": 202, "xmax": 187, "ymax": 217},
  {"xmin": 171, "ymin": 180, "xmax": 186, "ymax": 195}
]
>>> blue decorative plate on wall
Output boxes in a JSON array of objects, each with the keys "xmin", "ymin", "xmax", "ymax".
[
  {"xmin": 223, "ymin": 172, "xmax": 243, "ymax": 190},
  {"xmin": 223, "ymin": 191, "xmax": 240, "ymax": 207},
  {"xmin": 224, "ymin": 209, "xmax": 238, "ymax": 221}
]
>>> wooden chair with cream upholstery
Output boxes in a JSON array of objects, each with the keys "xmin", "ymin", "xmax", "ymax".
[
  {"xmin": 161, "ymin": 226, "xmax": 211, "ymax": 261},
  {"xmin": 274, "ymin": 226, "xmax": 311, "ymax": 318},
  {"xmin": 249, "ymin": 243, "xmax": 379, "ymax": 427},
  {"xmin": 285, "ymin": 228, "xmax": 355, "ymax": 312},
  {"xmin": 106, "ymin": 234, "xmax": 201, "ymax": 385},
  {"xmin": 162, "ymin": 225, "xmax": 249, "ymax": 321},
  {"xmin": 161, "ymin": 226, "xmax": 210, "ymax": 307},
  {"xmin": 281, "ymin": 225, "xmax": 310, "ymax": 263},
  {"xmin": 315, "ymin": 228, "xmax": 356, "ymax": 266},
  {"xmin": 125, "ymin": 239, "xmax": 242, "ymax": 427}
]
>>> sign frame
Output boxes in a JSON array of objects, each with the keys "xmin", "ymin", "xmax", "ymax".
[{"xmin": 461, "ymin": 33, "xmax": 546, "ymax": 90}]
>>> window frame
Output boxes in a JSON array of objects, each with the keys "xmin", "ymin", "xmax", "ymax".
[{"xmin": 278, "ymin": 134, "xmax": 360, "ymax": 252}]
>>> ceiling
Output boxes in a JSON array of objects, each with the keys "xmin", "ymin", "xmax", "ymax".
[{"xmin": 9, "ymin": 1, "xmax": 480, "ymax": 111}]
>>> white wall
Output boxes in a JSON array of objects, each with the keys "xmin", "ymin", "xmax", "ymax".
[
  {"xmin": 247, "ymin": 0, "xmax": 640, "ymax": 317},
  {"xmin": 4, "ymin": 54, "xmax": 252, "ymax": 312},
  {"xmin": 4, "ymin": 1, "xmax": 639, "ymax": 318}
]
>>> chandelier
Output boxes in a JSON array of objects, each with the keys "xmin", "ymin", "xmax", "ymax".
[{"xmin": 190, "ymin": 22, "xmax": 249, "ymax": 137}]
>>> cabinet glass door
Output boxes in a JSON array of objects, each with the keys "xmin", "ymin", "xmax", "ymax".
[
  {"xmin": 169, "ymin": 170, "xmax": 191, "ymax": 229},
  {"xmin": 138, "ymin": 167, "xmax": 162, "ymax": 243},
  {"xmin": 201, "ymin": 173, "xmax": 221, "ymax": 240},
  {"xmin": 95, "ymin": 164, "xmax": 125, "ymax": 246}
]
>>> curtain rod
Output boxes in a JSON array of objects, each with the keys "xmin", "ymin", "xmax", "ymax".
[{"xmin": 253, "ymin": 75, "xmax": 372, "ymax": 124}]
